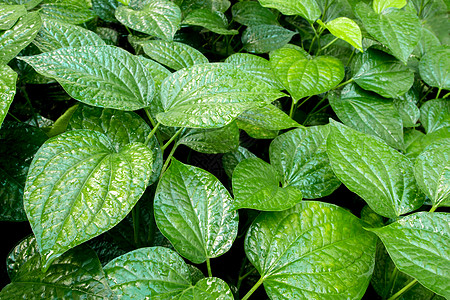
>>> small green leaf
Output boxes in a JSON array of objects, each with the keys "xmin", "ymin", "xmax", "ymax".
[
  {"xmin": 232, "ymin": 157, "xmax": 302, "ymax": 211},
  {"xmin": 420, "ymin": 99, "xmax": 450, "ymax": 134},
  {"xmin": 419, "ymin": 45, "xmax": 450, "ymax": 90},
  {"xmin": 154, "ymin": 159, "xmax": 238, "ymax": 263},
  {"xmin": 373, "ymin": 0, "xmax": 406, "ymax": 14},
  {"xmin": 181, "ymin": 277, "xmax": 233, "ymax": 299},
  {"xmin": 236, "ymin": 120, "xmax": 279, "ymax": 139},
  {"xmin": 258, "ymin": 0, "xmax": 321, "ymax": 22},
  {"xmin": 115, "ymin": 0, "xmax": 181, "ymax": 41},
  {"xmin": 92, "ymin": 0, "xmax": 120, "ymax": 23},
  {"xmin": 231, "ymin": 1, "xmax": 278, "ymax": 26},
  {"xmin": 269, "ymin": 125, "xmax": 341, "ymax": 199},
  {"xmin": 237, "ymin": 104, "xmax": 301, "ymax": 131},
  {"xmin": 245, "ymin": 201, "xmax": 377, "ymax": 299},
  {"xmin": 39, "ymin": 0, "xmax": 96, "ymax": 25},
  {"xmin": 222, "ymin": 146, "xmax": 256, "ymax": 178},
  {"xmin": 19, "ymin": 45, "xmax": 155, "ymax": 111},
  {"xmin": 323, "ymin": 17, "xmax": 363, "ymax": 51},
  {"xmin": 242, "ymin": 25, "xmax": 296, "ymax": 53},
  {"xmin": 0, "ymin": 0, "xmax": 42, "ymax": 10},
  {"xmin": 414, "ymin": 139, "xmax": 450, "ymax": 207},
  {"xmin": 327, "ymin": 120, "xmax": 425, "ymax": 219},
  {"xmin": 182, "ymin": 9, "xmax": 238, "ymax": 35},
  {"xmin": 142, "ymin": 39, "xmax": 208, "ymax": 71},
  {"xmin": 24, "ymin": 130, "xmax": 153, "ymax": 268},
  {"xmin": 0, "ymin": 11, "xmax": 41, "ymax": 65},
  {"xmin": 367, "ymin": 212, "xmax": 450, "ymax": 298},
  {"xmin": 406, "ymin": 127, "xmax": 450, "ymax": 160},
  {"xmin": 0, "ymin": 4, "xmax": 26, "ymax": 30},
  {"xmin": 6, "ymin": 235, "xmax": 38, "ymax": 280},
  {"xmin": 0, "ymin": 65, "xmax": 17, "ymax": 129}
]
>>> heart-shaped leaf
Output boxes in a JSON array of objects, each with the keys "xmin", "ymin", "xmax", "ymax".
[
  {"xmin": 327, "ymin": 120, "xmax": 424, "ymax": 219},
  {"xmin": 182, "ymin": 9, "xmax": 238, "ymax": 35},
  {"xmin": 245, "ymin": 201, "xmax": 377, "ymax": 299},
  {"xmin": 367, "ymin": 212, "xmax": 450, "ymax": 298},
  {"xmin": 419, "ymin": 45, "xmax": 450, "ymax": 90},
  {"xmin": 231, "ymin": 1, "xmax": 278, "ymax": 26},
  {"xmin": 0, "ymin": 4, "xmax": 26, "ymax": 30},
  {"xmin": 242, "ymin": 25, "xmax": 296, "ymax": 53},
  {"xmin": 322, "ymin": 17, "xmax": 363, "ymax": 51},
  {"xmin": 115, "ymin": 0, "xmax": 181, "ymax": 41},
  {"xmin": 39, "ymin": 0, "xmax": 96, "ymax": 25},
  {"xmin": 24, "ymin": 129, "xmax": 153, "ymax": 269},
  {"xmin": 154, "ymin": 159, "xmax": 238, "ymax": 263},
  {"xmin": 269, "ymin": 125, "xmax": 341, "ymax": 199},
  {"xmin": 232, "ymin": 157, "xmax": 303, "ymax": 211},
  {"xmin": 373, "ymin": 0, "xmax": 406, "ymax": 13},
  {"xmin": 259, "ymin": 0, "xmax": 321, "ymax": 22},
  {"xmin": 420, "ymin": 99, "xmax": 450, "ymax": 134},
  {"xmin": 0, "ymin": 65, "xmax": 17, "ymax": 128},
  {"xmin": 19, "ymin": 45, "xmax": 155, "ymax": 111},
  {"xmin": 222, "ymin": 146, "xmax": 256, "ymax": 178}
]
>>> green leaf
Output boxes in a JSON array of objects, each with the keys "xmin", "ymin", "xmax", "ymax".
[
  {"xmin": 270, "ymin": 48, "xmax": 344, "ymax": 101},
  {"xmin": 352, "ymin": 48, "xmax": 414, "ymax": 98},
  {"xmin": 92, "ymin": 0, "xmax": 120, "ymax": 23},
  {"xmin": 0, "ymin": 0, "xmax": 42, "ymax": 10},
  {"xmin": 0, "ymin": 4, "xmax": 26, "ymax": 30},
  {"xmin": 0, "ymin": 121, "xmax": 47, "ymax": 221},
  {"xmin": 1, "ymin": 236, "xmax": 113, "ymax": 299},
  {"xmin": 0, "ymin": 11, "xmax": 41, "ymax": 65},
  {"xmin": 258, "ymin": 0, "xmax": 321, "ymax": 22},
  {"xmin": 393, "ymin": 87, "xmax": 420, "ymax": 128},
  {"xmin": 329, "ymin": 84, "xmax": 404, "ymax": 150},
  {"xmin": 269, "ymin": 125, "xmax": 341, "ymax": 199},
  {"xmin": 420, "ymin": 99, "xmax": 450, "ymax": 134},
  {"xmin": 419, "ymin": 45, "xmax": 450, "ymax": 90},
  {"xmin": 236, "ymin": 120, "xmax": 279, "ymax": 139},
  {"xmin": 46, "ymin": 104, "xmax": 79, "ymax": 138},
  {"xmin": 231, "ymin": 1, "xmax": 278, "ymax": 26},
  {"xmin": 373, "ymin": 0, "xmax": 406, "ymax": 14},
  {"xmin": 323, "ymin": 17, "xmax": 363, "ymax": 51},
  {"xmin": 245, "ymin": 201, "xmax": 377, "ymax": 299},
  {"xmin": 232, "ymin": 157, "xmax": 303, "ymax": 211},
  {"xmin": 39, "ymin": 0, "xmax": 96, "ymax": 25},
  {"xmin": 177, "ymin": 122, "xmax": 240, "ymax": 154},
  {"xmin": 242, "ymin": 25, "xmax": 296, "ymax": 53},
  {"xmin": 367, "ymin": 212, "xmax": 450, "ymax": 298},
  {"xmin": 115, "ymin": 0, "xmax": 181, "ymax": 41},
  {"xmin": 406, "ymin": 127, "xmax": 450, "ymax": 160},
  {"xmin": 182, "ymin": 9, "xmax": 238, "ymax": 35},
  {"xmin": 19, "ymin": 45, "xmax": 155, "ymax": 111},
  {"xmin": 356, "ymin": 3, "xmax": 421, "ymax": 63},
  {"xmin": 237, "ymin": 104, "xmax": 301, "ymax": 131},
  {"xmin": 414, "ymin": 27, "xmax": 441, "ymax": 58},
  {"xmin": 154, "ymin": 159, "xmax": 238, "ymax": 263},
  {"xmin": 32, "ymin": 16, "xmax": 106, "ymax": 52},
  {"xmin": 142, "ymin": 39, "xmax": 208, "ymax": 71},
  {"xmin": 137, "ymin": 55, "xmax": 171, "ymax": 87},
  {"xmin": 222, "ymin": 146, "xmax": 256, "ymax": 178},
  {"xmin": 181, "ymin": 277, "xmax": 233, "ymax": 299},
  {"xmin": 0, "ymin": 65, "xmax": 17, "ymax": 129},
  {"xmin": 414, "ymin": 139, "xmax": 450, "ymax": 207},
  {"xmin": 23, "ymin": 129, "xmax": 153, "ymax": 269},
  {"xmin": 156, "ymin": 63, "xmax": 285, "ymax": 128},
  {"xmin": 327, "ymin": 120, "xmax": 425, "ymax": 219}
]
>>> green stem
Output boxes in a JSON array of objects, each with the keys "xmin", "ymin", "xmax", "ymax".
[
  {"xmin": 309, "ymin": 23, "xmax": 320, "ymax": 53},
  {"xmin": 20, "ymin": 87, "xmax": 39, "ymax": 128},
  {"xmin": 125, "ymin": 26, "xmax": 132, "ymax": 35},
  {"xmin": 289, "ymin": 98, "xmax": 296, "ymax": 118},
  {"xmin": 132, "ymin": 206, "xmax": 140, "ymax": 247},
  {"xmin": 241, "ymin": 276, "xmax": 265, "ymax": 300},
  {"xmin": 236, "ymin": 257, "xmax": 248, "ymax": 291},
  {"xmin": 296, "ymin": 96, "xmax": 312, "ymax": 110},
  {"xmin": 161, "ymin": 128, "xmax": 183, "ymax": 151},
  {"xmin": 334, "ymin": 78, "xmax": 354, "ymax": 90},
  {"xmin": 442, "ymin": 92, "xmax": 450, "ymax": 99},
  {"xmin": 144, "ymin": 122, "xmax": 160, "ymax": 146},
  {"xmin": 435, "ymin": 87, "xmax": 442, "ymax": 99},
  {"xmin": 387, "ymin": 279, "xmax": 418, "ymax": 300},
  {"xmin": 206, "ymin": 258, "xmax": 212, "ymax": 277},
  {"xmin": 429, "ymin": 205, "xmax": 437, "ymax": 212},
  {"xmin": 319, "ymin": 37, "xmax": 339, "ymax": 53},
  {"xmin": 160, "ymin": 143, "xmax": 178, "ymax": 178},
  {"xmin": 7, "ymin": 112, "xmax": 21, "ymax": 122},
  {"xmin": 387, "ymin": 267, "xmax": 399, "ymax": 298},
  {"xmin": 345, "ymin": 48, "xmax": 356, "ymax": 67},
  {"xmin": 144, "ymin": 108, "xmax": 163, "ymax": 147}
]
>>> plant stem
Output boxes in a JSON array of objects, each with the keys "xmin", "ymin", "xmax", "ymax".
[
  {"xmin": 435, "ymin": 87, "xmax": 442, "ymax": 99},
  {"xmin": 7, "ymin": 112, "xmax": 21, "ymax": 122},
  {"xmin": 296, "ymin": 96, "xmax": 312, "ymax": 110},
  {"xmin": 387, "ymin": 279, "xmax": 418, "ymax": 300},
  {"xmin": 206, "ymin": 258, "xmax": 212, "ymax": 277},
  {"xmin": 345, "ymin": 48, "xmax": 356, "ymax": 67},
  {"xmin": 289, "ymin": 98, "xmax": 296, "ymax": 118},
  {"xmin": 20, "ymin": 87, "xmax": 39, "ymax": 128},
  {"xmin": 334, "ymin": 78, "xmax": 354, "ymax": 90},
  {"xmin": 442, "ymin": 92, "xmax": 450, "ymax": 99},
  {"xmin": 160, "ymin": 143, "xmax": 178, "ymax": 178},
  {"xmin": 429, "ymin": 205, "xmax": 437, "ymax": 212},
  {"xmin": 241, "ymin": 276, "xmax": 265, "ymax": 300},
  {"xmin": 144, "ymin": 122, "xmax": 160, "ymax": 146},
  {"xmin": 319, "ymin": 37, "xmax": 339, "ymax": 53},
  {"xmin": 236, "ymin": 256, "xmax": 248, "ymax": 291},
  {"xmin": 132, "ymin": 206, "xmax": 140, "ymax": 247},
  {"xmin": 144, "ymin": 108, "xmax": 163, "ymax": 147},
  {"xmin": 161, "ymin": 128, "xmax": 183, "ymax": 151},
  {"xmin": 387, "ymin": 267, "xmax": 399, "ymax": 298}
]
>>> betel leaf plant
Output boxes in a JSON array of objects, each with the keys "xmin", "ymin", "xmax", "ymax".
[{"xmin": 0, "ymin": 0, "xmax": 448, "ymax": 299}]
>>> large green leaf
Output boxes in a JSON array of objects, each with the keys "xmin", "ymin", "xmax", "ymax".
[
  {"xmin": 142, "ymin": 39, "xmax": 208, "ymax": 71},
  {"xmin": 269, "ymin": 125, "xmax": 341, "ymax": 199},
  {"xmin": 420, "ymin": 99, "xmax": 450, "ymax": 134},
  {"xmin": 222, "ymin": 146, "xmax": 256, "ymax": 178},
  {"xmin": 156, "ymin": 63, "xmax": 285, "ymax": 128},
  {"xmin": 327, "ymin": 121, "xmax": 425, "ymax": 219},
  {"xmin": 237, "ymin": 104, "xmax": 301, "ymax": 131},
  {"xmin": 367, "ymin": 212, "xmax": 450, "ymax": 298},
  {"xmin": 231, "ymin": 1, "xmax": 278, "ymax": 26},
  {"xmin": 0, "ymin": 4, "xmax": 26, "ymax": 30},
  {"xmin": 270, "ymin": 48, "xmax": 344, "ymax": 102},
  {"xmin": 19, "ymin": 45, "xmax": 155, "ymax": 111},
  {"xmin": 137, "ymin": 55, "xmax": 171, "ymax": 87},
  {"xmin": 329, "ymin": 84, "xmax": 404, "ymax": 150},
  {"xmin": 115, "ymin": 0, "xmax": 181, "ymax": 41},
  {"xmin": 23, "ymin": 129, "xmax": 153, "ymax": 269},
  {"xmin": 351, "ymin": 48, "xmax": 414, "ymax": 98},
  {"xmin": 104, "ymin": 247, "xmax": 233, "ymax": 299},
  {"xmin": 242, "ymin": 25, "xmax": 296, "ymax": 54},
  {"xmin": 419, "ymin": 45, "xmax": 450, "ymax": 90},
  {"xmin": 258, "ymin": 0, "xmax": 321, "ymax": 22},
  {"xmin": 0, "ymin": 65, "xmax": 17, "ymax": 129},
  {"xmin": 232, "ymin": 157, "xmax": 303, "ymax": 211},
  {"xmin": 32, "ymin": 16, "xmax": 105, "ymax": 52},
  {"xmin": 1, "ymin": 236, "xmax": 113, "ymax": 298},
  {"xmin": 0, "ymin": 11, "xmax": 41, "ymax": 65},
  {"xmin": 321, "ymin": 17, "xmax": 363, "ymax": 51},
  {"xmin": 154, "ymin": 159, "xmax": 238, "ymax": 263},
  {"xmin": 0, "ymin": 0, "xmax": 41, "ymax": 10},
  {"xmin": 356, "ymin": 3, "xmax": 421, "ymax": 63},
  {"xmin": 414, "ymin": 139, "xmax": 450, "ymax": 208},
  {"xmin": 373, "ymin": 0, "xmax": 406, "ymax": 13},
  {"xmin": 414, "ymin": 27, "xmax": 441, "ymax": 58},
  {"xmin": 39, "ymin": 0, "xmax": 96, "ymax": 25},
  {"xmin": 182, "ymin": 9, "xmax": 238, "ymax": 35},
  {"xmin": 245, "ymin": 201, "xmax": 377, "ymax": 299}
]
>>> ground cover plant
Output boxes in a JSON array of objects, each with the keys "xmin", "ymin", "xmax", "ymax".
[{"xmin": 0, "ymin": 0, "xmax": 449, "ymax": 298}]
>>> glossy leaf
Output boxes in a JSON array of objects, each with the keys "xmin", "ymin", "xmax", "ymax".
[
  {"xmin": 394, "ymin": 87, "xmax": 420, "ymax": 128},
  {"xmin": 137, "ymin": 55, "xmax": 171, "ymax": 87},
  {"xmin": 0, "ymin": 0, "xmax": 41, "ymax": 10},
  {"xmin": 245, "ymin": 201, "xmax": 377, "ymax": 299},
  {"xmin": 236, "ymin": 120, "xmax": 279, "ymax": 139},
  {"xmin": 327, "ymin": 120, "xmax": 425, "ymax": 219},
  {"xmin": 142, "ymin": 39, "xmax": 208, "ymax": 71},
  {"xmin": 157, "ymin": 63, "xmax": 285, "ymax": 128},
  {"xmin": 39, "ymin": 0, "xmax": 96, "ymax": 25},
  {"xmin": 19, "ymin": 45, "xmax": 155, "ymax": 111},
  {"xmin": 1, "ymin": 236, "xmax": 113, "ymax": 299},
  {"xmin": 231, "ymin": 1, "xmax": 278, "ymax": 26},
  {"xmin": 182, "ymin": 9, "xmax": 238, "ymax": 35},
  {"xmin": 154, "ymin": 159, "xmax": 238, "ymax": 263},
  {"xmin": 92, "ymin": 0, "xmax": 120, "ymax": 23},
  {"xmin": 406, "ymin": 127, "xmax": 450, "ymax": 160},
  {"xmin": 115, "ymin": 0, "xmax": 181, "ymax": 41},
  {"xmin": 222, "ymin": 146, "xmax": 256, "ymax": 178},
  {"xmin": 259, "ymin": 0, "xmax": 321, "ymax": 22},
  {"xmin": 242, "ymin": 25, "xmax": 296, "ymax": 54},
  {"xmin": 420, "ymin": 99, "xmax": 450, "ymax": 134},
  {"xmin": 23, "ymin": 130, "xmax": 153, "ymax": 268},
  {"xmin": 414, "ymin": 27, "xmax": 440, "ymax": 58},
  {"xmin": 0, "ymin": 11, "xmax": 41, "ymax": 65},
  {"xmin": 0, "ymin": 4, "xmax": 26, "ymax": 30},
  {"xmin": 181, "ymin": 277, "xmax": 233, "ymax": 299},
  {"xmin": 232, "ymin": 157, "xmax": 303, "ymax": 211},
  {"xmin": 0, "ymin": 65, "xmax": 17, "ymax": 129},
  {"xmin": 323, "ymin": 17, "xmax": 363, "ymax": 51},
  {"xmin": 329, "ymin": 84, "xmax": 404, "ymax": 150},
  {"xmin": 373, "ymin": 0, "xmax": 406, "ymax": 13},
  {"xmin": 414, "ymin": 139, "xmax": 450, "ymax": 207},
  {"xmin": 269, "ymin": 125, "xmax": 341, "ymax": 199},
  {"xmin": 356, "ymin": 3, "xmax": 421, "ymax": 63},
  {"xmin": 367, "ymin": 212, "xmax": 450, "ymax": 298},
  {"xmin": 419, "ymin": 45, "xmax": 450, "ymax": 90},
  {"xmin": 237, "ymin": 104, "xmax": 301, "ymax": 131},
  {"xmin": 33, "ymin": 16, "xmax": 106, "ymax": 52},
  {"xmin": 352, "ymin": 48, "xmax": 414, "ymax": 98}
]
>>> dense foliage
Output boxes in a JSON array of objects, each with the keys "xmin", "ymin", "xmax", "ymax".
[{"xmin": 0, "ymin": 0, "xmax": 449, "ymax": 299}]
